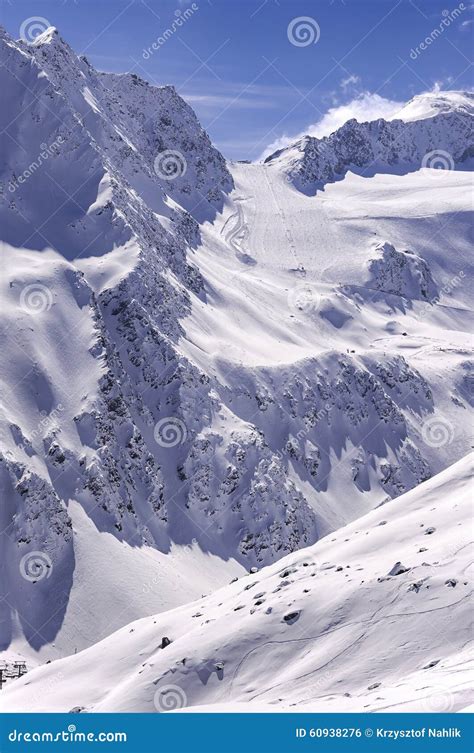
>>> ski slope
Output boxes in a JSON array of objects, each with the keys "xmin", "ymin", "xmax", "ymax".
[{"xmin": 186, "ymin": 160, "xmax": 473, "ymax": 368}]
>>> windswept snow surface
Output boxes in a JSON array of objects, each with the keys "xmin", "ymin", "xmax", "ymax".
[
  {"xmin": 3, "ymin": 455, "xmax": 472, "ymax": 713},
  {"xmin": 0, "ymin": 25, "xmax": 472, "ymax": 679},
  {"xmin": 393, "ymin": 90, "xmax": 474, "ymax": 123}
]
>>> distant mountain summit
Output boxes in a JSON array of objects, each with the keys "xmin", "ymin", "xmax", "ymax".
[
  {"xmin": 393, "ymin": 90, "xmax": 474, "ymax": 122},
  {"xmin": 264, "ymin": 89, "xmax": 473, "ymax": 193}
]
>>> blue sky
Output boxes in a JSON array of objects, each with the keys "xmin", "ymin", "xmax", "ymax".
[{"xmin": 1, "ymin": 0, "xmax": 473, "ymax": 159}]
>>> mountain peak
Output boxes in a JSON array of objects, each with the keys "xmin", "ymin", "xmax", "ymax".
[
  {"xmin": 393, "ymin": 89, "xmax": 474, "ymax": 122},
  {"xmin": 29, "ymin": 25, "xmax": 59, "ymax": 46},
  {"xmin": 264, "ymin": 89, "xmax": 473, "ymax": 191}
]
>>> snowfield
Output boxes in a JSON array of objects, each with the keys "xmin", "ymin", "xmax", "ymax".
[
  {"xmin": 0, "ymin": 25, "xmax": 472, "ymax": 709},
  {"xmin": 3, "ymin": 454, "xmax": 472, "ymax": 713}
]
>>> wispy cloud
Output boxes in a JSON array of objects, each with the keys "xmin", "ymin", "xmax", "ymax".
[
  {"xmin": 182, "ymin": 93, "xmax": 277, "ymax": 109},
  {"xmin": 179, "ymin": 80, "xmax": 313, "ymax": 116},
  {"xmin": 340, "ymin": 74, "xmax": 361, "ymax": 91}
]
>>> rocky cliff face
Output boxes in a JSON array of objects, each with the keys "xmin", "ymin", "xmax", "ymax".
[
  {"xmin": 265, "ymin": 92, "xmax": 473, "ymax": 193},
  {"xmin": 0, "ymin": 26, "xmax": 472, "ymax": 656}
]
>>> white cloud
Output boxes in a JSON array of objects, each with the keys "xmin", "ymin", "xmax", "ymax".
[
  {"xmin": 259, "ymin": 92, "xmax": 405, "ymax": 161},
  {"xmin": 183, "ymin": 93, "xmax": 277, "ymax": 109},
  {"xmin": 340, "ymin": 74, "xmax": 361, "ymax": 90}
]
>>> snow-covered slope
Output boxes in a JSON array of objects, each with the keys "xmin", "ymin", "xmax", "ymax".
[
  {"xmin": 393, "ymin": 90, "xmax": 474, "ymax": 123},
  {"xmin": 0, "ymin": 24, "xmax": 472, "ymax": 666},
  {"xmin": 0, "ymin": 26, "xmax": 242, "ymax": 662},
  {"xmin": 265, "ymin": 90, "xmax": 473, "ymax": 194},
  {"xmin": 4, "ymin": 454, "xmax": 472, "ymax": 713}
]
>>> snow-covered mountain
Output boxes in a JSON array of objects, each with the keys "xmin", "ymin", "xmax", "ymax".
[
  {"xmin": 265, "ymin": 90, "xmax": 473, "ymax": 194},
  {"xmin": 0, "ymin": 26, "xmax": 472, "ymax": 671},
  {"xmin": 4, "ymin": 454, "xmax": 472, "ymax": 713},
  {"xmin": 394, "ymin": 90, "xmax": 474, "ymax": 123}
]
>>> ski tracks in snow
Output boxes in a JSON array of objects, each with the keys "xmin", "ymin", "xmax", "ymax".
[
  {"xmin": 220, "ymin": 197, "xmax": 255, "ymax": 265},
  {"xmin": 261, "ymin": 167, "xmax": 299, "ymax": 266}
]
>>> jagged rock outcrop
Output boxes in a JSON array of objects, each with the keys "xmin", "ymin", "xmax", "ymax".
[
  {"xmin": 367, "ymin": 242, "xmax": 438, "ymax": 301},
  {"xmin": 265, "ymin": 93, "xmax": 473, "ymax": 193}
]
